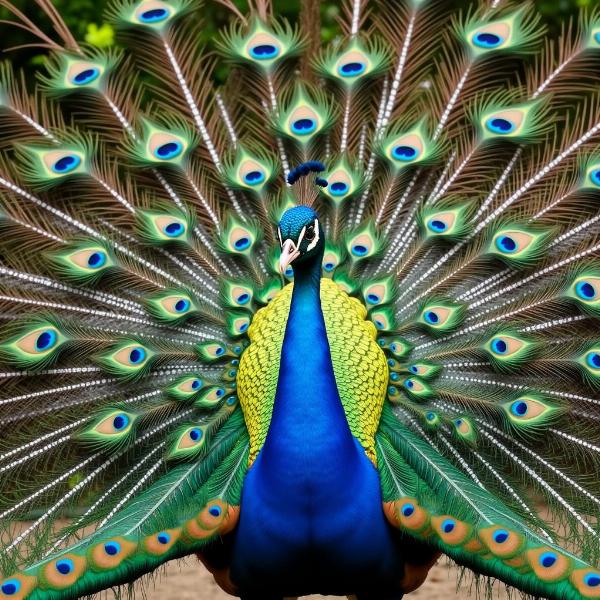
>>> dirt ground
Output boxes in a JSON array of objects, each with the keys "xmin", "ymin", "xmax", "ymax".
[{"xmin": 139, "ymin": 557, "xmax": 512, "ymax": 599}]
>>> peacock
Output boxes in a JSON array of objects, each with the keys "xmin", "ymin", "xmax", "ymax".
[{"xmin": 1, "ymin": 0, "xmax": 600, "ymax": 598}]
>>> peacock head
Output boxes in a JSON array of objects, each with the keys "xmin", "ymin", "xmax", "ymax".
[{"xmin": 277, "ymin": 206, "xmax": 323, "ymax": 274}]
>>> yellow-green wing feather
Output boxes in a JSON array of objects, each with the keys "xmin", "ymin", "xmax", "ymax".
[{"xmin": 321, "ymin": 278, "xmax": 387, "ymax": 462}]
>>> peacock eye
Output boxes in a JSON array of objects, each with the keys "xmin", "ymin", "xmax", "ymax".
[{"xmin": 305, "ymin": 225, "xmax": 315, "ymax": 242}]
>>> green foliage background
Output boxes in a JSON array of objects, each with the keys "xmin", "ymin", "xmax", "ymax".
[{"xmin": 1, "ymin": 0, "xmax": 599, "ymax": 81}]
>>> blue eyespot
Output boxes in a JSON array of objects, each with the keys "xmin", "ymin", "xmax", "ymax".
[
  {"xmin": 216, "ymin": 388, "xmax": 225, "ymax": 397},
  {"xmin": 228, "ymin": 369, "xmax": 236, "ymax": 377},
  {"xmin": 590, "ymin": 169, "xmax": 600, "ymax": 186},
  {"xmin": 129, "ymin": 347, "xmax": 146, "ymax": 364},
  {"xmin": 539, "ymin": 552, "xmax": 557, "ymax": 568},
  {"xmin": 239, "ymin": 322, "xmax": 249, "ymax": 332},
  {"xmin": 231, "ymin": 359, "xmax": 239, "ymax": 366},
  {"xmin": 491, "ymin": 338, "xmax": 508, "ymax": 355},
  {"xmin": 215, "ymin": 346, "xmax": 225, "ymax": 356},
  {"xmin": 157, "ymin": 532, "xmax": 171, "ymax": 545},
  {"xmin": 72, "ymin": 67, "xmax": 100, "ymax": 85},
  {"xmin": 510, "ymin": 400, "xmax": 528, "ymax": 417},
  {"xmin": 392, "ymin": 145, "xmax": 418, "ymax": 161},
  {"xmin": 387, "ymin": 359, "xmax": 396, "ymax": 367},
  {"xmin": 493, "ymin": 529, "xmax": 510, "ymax": 544},
  {"xmin": 87, "ymin": 251, "xmax": 107, "ymax": 268},
  {"xmin": 234, "ymin": 237, "xmax": 250, "ymax": 250},
  {"xmin": 486, "ymin": 117, "xmax": 515, "ymax": 135},
  {"xmin": 367, "ymin": 293, "xmax": 380, "ymax": 304},
  {"xmin": 104, "ymin": 541, "xmax": 121, "ymax": 556},
  {"xmin": 401, "ymin": 502, "xmax": 415, "ymax": 517},
  {"xmin": 374, "ymin": 320, "xmax": 384, "ymax": 329},
  {"xmin": 163, "ymin": 221, "xmax": 185, "ymax": 237},
  {"xmin": 249, "ymin": 44, "xmax": 279, "ymax": 60},
  {"xmin": 36, "ymin": 329, "xmax": 57, "ymax": 351},
  {"xmin": 586, "ymin": 352, "xmax": 600, "ymax": 369},
  {"xmin": 338, "ymin": 61, "xmax": 366, "ymax": 77},
  {"xmin": 441, "ymin": 519, "xmax": 456, "ymax": 533},
  {"xmin": 56, "ymin": 558, "xmax": 74, "ymax": 575},
  {"xmin": 330, "ymin": 181, "xmax": 349, "ymax": 196},
  {"xmin": 595, "ymin": 32, "xmax": 600, "ymax": 44},
  {"xmin": 174, "ymin": 299, "xmax": 190, "ymax": 313},
  {"xmin": 576, "ymin": 281, "xmax": 596, "ymax": 300},
  {"xmin": 208, "ymin": 504, "xmax": 222, "ymax": 517},
  {"xmin": 113, "ymin": 413, "xmax": 129, "ymax": 431},
  {"xmin": 291, "ymin": 118, "xmax": 317, "ymax": 135},
  {"xmin": 495, "ymin": 235, "xmax": 517, "ymax": 253},
  {"xmin": 1, "ymin": 579, "xmax": 20, "ymax": 595},
  {"xmin": 455, "ymin": 418, "xmax": 463, "ymax": 427},
  {"xmin": 191, "ymin": 379, "xmax": 201, "ymax": 390},
  {"xmin": 236, "ymin": 293, "xmax": 250, "ymax": 305},
  {"xmin": 426, "ymin": 412, "xmax": 436, "ymax": 421},
  {"xmin": 405, "ymin": 379, "xmax": 414, "ymax": 389},
  {"xmin": 428, "ymin": 219, "xmax": 447, "ymax": 233},
  {"xmin": 285, "ymin": 266, "xmax": 294, "ymax": 277},
  {"xmin": 388, "ymin": 385, "xmax": 397, "ymax": 395},
  {"xmin": 473, "ymin": 32, "xmax": 504, "ymax": 49},
  {"xmin": 424, "ymin": 310, "xmax": 439, "ymax": 325},
  {"xmin": 390, "ymin": 343, "xmax": 397, "ymax": 352},
  {"xmin": 243, "ymin": 170, "xmax": 265, "ymax": 185},
  {"xmin": 390, "ymin": 372, "xmax": 400, "ymax": 381},
  {"xmin": 189, "ymin": 428, "xmax": 202, "ymax": 442},
  {"xmin": 323, "ymin": 262, "xmax": 335, "ymax": 272},
  {"xmin": 139, "ymin": 7, "xmax": 170, "ymax": 23},
  {"xmin": 352, "ymin": 244, "xmax": 368, "ymax": 256},
  {"xmin": 52, "ymin": 154, "xmax": 81, "ymax": 174},
  {"xmin": 226, "ymin": 396, "xmax": 237, "ymax": 405},
  {"xmin": 409, "ymin": 365, "xmax": 418, "ymax": 374},
  {"xmin": 155, "ymin": 141, "xmax": 183, "ymax": 160},
  {"xmin": 584, "ymin": 573, "xmax": 600, "ymax": 588}
]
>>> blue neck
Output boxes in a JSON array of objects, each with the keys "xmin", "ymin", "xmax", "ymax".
[{"xmin": 259, "ymin": 255, "xmax": 359, "ymax": 485}]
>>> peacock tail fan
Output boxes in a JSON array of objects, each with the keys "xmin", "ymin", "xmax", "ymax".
[{"xmin": 0, "ymin": 0, "xmax": 599, "ymax": 598}]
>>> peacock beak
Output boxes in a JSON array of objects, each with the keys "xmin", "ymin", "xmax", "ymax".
[{"xmin": 279, "ymin": 239, "xmax": 300, "ymax": 274}]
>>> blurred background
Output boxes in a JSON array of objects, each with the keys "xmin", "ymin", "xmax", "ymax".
[{"xmin": 1, "ymin": 0, "xmax": 598, "ymax": 598}]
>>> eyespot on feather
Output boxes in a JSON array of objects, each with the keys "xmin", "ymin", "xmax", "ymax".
[
  {"xmin": 526, "ymin": 547, "xmax": 572, "ymax": 582},
  {"xmin": 88, "ymin": 537, "xmax": 137, "ymax": 571},
  {"xmin": 40, "ymin": 554, "xmax": 86, "ymax": 589},
  {"xmin": 395, "ymin": 499, "xmax": 430, "ymax": 533},
  {"xmin": 144, "ymin": 528, "xmax": 182, "ymax": 555},
  {"xmin": 134, "ymin": 1, "xmax": 173, "ymax": 25},
  {"xmin": 570, "ymin": 569, "xmax": 600, "ymax": 598},
  {"xmin": 198, "ymin": 499, "xmax": 227, "ymax": 529},
  {"xmin": 478, "ymin": 527, "xmax": 524, "ymax": 558},
  {"xmin": 431, "ymin": 516, "xmax": 472, "ymax": 546},
  {"xmin": 67, "ymin": 61, "xmax": 103, "ymax": 86},
  {"xmin": 0, "ymin": 574, "xmax": 37, "ymax": 599}
]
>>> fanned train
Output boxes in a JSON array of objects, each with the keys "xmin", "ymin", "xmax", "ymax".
[{"xmin": 0, "ymin": 0, "xmax": 599, "ymax": 599}]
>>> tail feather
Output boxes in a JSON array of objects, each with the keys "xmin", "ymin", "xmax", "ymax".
[{"xmin": 0, "ymin": 0, "xmax": 599, "ymax": 598}]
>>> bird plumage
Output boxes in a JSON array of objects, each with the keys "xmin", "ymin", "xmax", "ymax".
[{"xmin": 0, "ymin": 0, "xmax": 600, "ymax": 599}]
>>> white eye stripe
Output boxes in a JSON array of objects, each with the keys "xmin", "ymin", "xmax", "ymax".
[
  {"xmin": 277, "ymin": 228, "xmax": 283, "ymax": 246},
  {"xmin": 306, "ymin": 219, "xmax": 319, "ymax": 251},
  {"xmin": 297, "ymin": 225, "xmax": 307, "ymax": 248}
]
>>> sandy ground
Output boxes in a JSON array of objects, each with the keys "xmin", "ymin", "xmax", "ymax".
[{"xmin": 139, "ymin": 557, "xmax": 511, "ymax": 599}]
